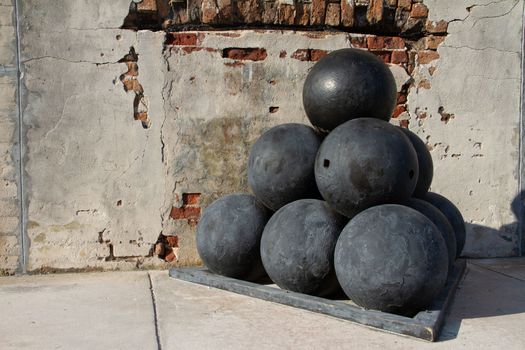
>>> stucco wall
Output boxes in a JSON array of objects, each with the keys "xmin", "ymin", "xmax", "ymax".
[{"xmin": 0, "ymin": 0, "xmax": 523, "ymax": 273}]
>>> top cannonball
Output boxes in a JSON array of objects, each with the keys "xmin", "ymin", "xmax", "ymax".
[
  {"xmin": 302, "ymin": 48, "xmax": 397, "ymax": 132},
  {"xmin": 248, "ymin": 123, "xmax": 322, "ymax": 211}
]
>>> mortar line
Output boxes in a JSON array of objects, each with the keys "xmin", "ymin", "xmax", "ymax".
[
  {"xmin": 13, "ymin": 0, "xmax": 27, "ymax": 273},
  {"xmin": 148, "ymin": 272, "xmax": 162, "ymax": 350},
  {"xmin": 517, "ymin": 0, "xmax": 525, "ymax": 256}
]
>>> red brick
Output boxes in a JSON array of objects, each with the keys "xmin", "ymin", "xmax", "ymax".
[
  {"xmin": 325, "ymin": 3, "xmax": 341, "ymax": 26},
  {"xmin": 341, "ymin": 0, "xmax": 354, "ymax": 27},
  {"xmin": 398, "ymin": 0, "xmax": 411, "ymax": 9},
  {"xmin": 180, "ymin": 46, "xmax": 218, "ymax": 54},
  {"xmin": 223, "ymin": 48, "xmax": 267, "ymax": 61},
  {"xmin": 425, "ymin": 35, "xmax": 445, "ymax": 50},
  {"xmin": 384, "ymin": 37, "xmax": 405, "ymax": 49},
  {"xmin": 367, "ymin": 0, "xmax": 383, "ymax": 24},
  {"xmin": 170, "ymin": 206, "xmax": 201, "ymax": 220},
  {"xmin": 291, "ymin": 49, "xmax": 329, "ymax": 61},
  {"xmin": 392, "ymin": 105, "xmax": 407, "ymax": 118},
  {"xmin": 295, "ymin": 2, "xmax": 311, "ymax": 25},
  {"xmin": 410, "ymin": 3, "xmax": 428, "ymax": 18},
  {"xmin": 310, "ymin": 49, "xmax": 329, "ymax": 61},
  {"xmin": 425, "ymin": 20, "xmax": 448, "ymax": 34},
  {"xmin": 397, "ymin": 93, "xmax": 407, "ymax": 104},
  {"xmin": 202, "ymin": 0, "xmax": 218, "ymax": 23},
  {"xmin": 366, "ymin": 36, "xmax": 384, "ymax": 50},
  {"xmin": 350, "ymin": 36, "xmax": 367, "ymax": 48},
  {"xmin": 279, "ymin": 4, "xmax": 296, "ymax": 25},
  {"xmin": 183, "ymin": 193, "xmax": 201, "ymax": 206},
  {"xmin": 137, "ymin": 0, "xmax": 157, "ymax": 11},
  {"xmin": 391, "ymin": 50, "xmax": 408, "ymax": 64},
  {"xmin": 417, "ymin": 50, "xmax": 439, "ymax": 64},
  {"xmin": 166, "ymin": 235, "xmax": 179, "ymax": 247},
  {"xmin": 311, "ymin": 0, "xmax": 326, "ymax": 25},
  {"xmin": 372, "ymin": 51, "xmax": 391, "ymax": 63},
  {"xmin": 165, "ymin": 249, "xmax": 177, "ymax": 262},
  {"xmin": 165, "ymin": 33, "xmax": 198, "ymax": 46}
]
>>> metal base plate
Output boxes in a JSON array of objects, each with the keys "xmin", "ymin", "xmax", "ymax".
[{"xmin": 169, "ymin": 259, "xmax": 466, "ymax": 341}]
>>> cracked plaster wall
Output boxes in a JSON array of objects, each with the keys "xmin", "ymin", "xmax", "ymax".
[{"xmin": 1, "ymin": 0, "xmax": 523, "ymax": 272}]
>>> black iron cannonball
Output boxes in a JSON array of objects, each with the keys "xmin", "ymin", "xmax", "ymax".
[
  {"xmin": 423, "ymin": 192, "xmax": 466, "ymax": 257},
  {"xmin": 260, "ymin": 199, "xmax": 347, "ymax": 297},
  {"xmin": 334, "ymin": 204, "xmax": 448, "ymax": 316},
  {"xmin": 196, "ymin": 194, "xmax": 271, "ymax": 282},
  {"xmin": 302, "ymin": 48, "xmax": 397, "ymax": 132},
  {"xmin": 405, "ymin": 198, "xmax": 456, "ymax": 271},
  {"xmin": 315, "ymin": 118, "xmax": 418, "ymax": 218},
  {"xmin": 248, "ymin": 123, "xmax": 322, "ymax": 211},
  {"xmin": 399, "ymin": 128, "xmax": 434, "ymax": 198}
]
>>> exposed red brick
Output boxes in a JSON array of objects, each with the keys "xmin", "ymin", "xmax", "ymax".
[
  {"xmin": 170, "ymin": 206, "xmax": 201, "ymax": 220},
  {"xmin": 165, "ymin": 33, "xmax": 198, "ymax": 46},
  {"xmin": 325, "ymin": 3, "xmax": 341, "ymax": 26},
  {"xmin": 384, "ymin": 37, "xmax": 405, "ymax": 49},
  {"xmin": 341, "ymin": 0, "xmax": 354, "ymax": 27},
  {"xmin": 237, "ymin": 0, "xmax": 263, "ymax": 23},
  {"xmin": 366, "ymin": 36, "xmax": 384, "ymax": 50},
  {"xmin": 397, "ymin": 93, "xmax": 407, "ymax": 104},
  {"xmin": 397, "ymin": 0, "xmax": 411, "ymax": 10},
  {"xmin": 410, "ymin": 3, "xmax": 428, "ymax": 18},
  {"xmin": 223, "ymin": 48, "xmax": 267, "ymax": 61},
  {"xmin": 217, "ymin": 0, "xmax": 234, "ymax": 23},
  {"xmin": 367, "ymin": 36, "xmax": 404, "ymax": 50},
  {"xmin": 425, "ymin": 35, "xmax": 445, "ymax": 50},
  {"xmin": 311, "ymin": 0, "xmax": 326, "ymax": 25},
  {"xmin": 202, "ymin": 0, "xmax": 218, "ymax": 23},
  {"xmin": 350, "ymin": 36, "xmax": 367, "ymax": 48},
  {"xmin": 371, "ymin": 51, "xmax": 391, "ymax": 63},
  {"xmin": 391, "ymin": 50, "xmax": 408, "ymax": 64},
  {"xmin": 295, "ymin": 2, "xmax": 311, "ymax": 25},
  {"xmin": 425, "ymin": 20, "xmax": 448, "ymax": 34},
  {"xmin": 291, "ymin": 49, "xmax": 329, "ymax": 61},
  {"xmin": 418, "ymin": 50, "xmax": 439, "ymax": 64},
  {"xmin": 279, "ymin": 4, "xmax": 296, "ymax": 25},
  {"xmin": 180, "ymin": 46, "xmax": 218, "ymax": 54},
  {"xmin": 392, "ymin": 105, "xmax": 407, "ymax": 118},
  {"xmin": 166, "ymin": 235, "xmax": 179, "ymax": 247},
  {"xmin": 310, "ymin": 49, "xmax": 329, "ymax": 61},
  {"xmin": 165, "ymin": 249, "xmax": 177, "ymax": 262},
  {"xmin": 292, "ymin": 49, "xmax": 310, "ymax": 61},
  {"xmin": 367, "ymin": 0, "xmax": 383, "ymax": 24},
  {"xmin": 137, "ymin": 0, "xmax": 157, "ymax": 11},
  {"xmin": 262, "ymin": 1, "xmax": 278, "ymax": 24},
  {"xmin": 183, "ymin": 193, "xmax": 201, "ymax": 206}
]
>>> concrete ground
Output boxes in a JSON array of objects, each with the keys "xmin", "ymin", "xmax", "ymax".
[{"xmin": 0, "ymin": 259, "xmax": 524, "ymax": 350}]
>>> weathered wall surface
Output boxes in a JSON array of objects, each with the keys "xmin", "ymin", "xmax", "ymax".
[
  {"xmin": 0, "ymin": 0, "xmax": 21, "ymax": 274},
  {"xmin": 1, "ymin": 0, "xmax": 523, "ymax": 273}
]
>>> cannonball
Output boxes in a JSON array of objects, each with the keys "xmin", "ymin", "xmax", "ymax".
[
  {"xmin": 334, "ymin": 204, "xmax": 448, "ymax": 316},
  {"xmin": 260, "ymin": 199, "xmax": 347, "ymax": 297},
  {"xmin": 196, "ymin": 194, "xmax": 271, "ymax": 282},
  {"xmin": 315, "ymin": 118, "xmax": 418, "ymax": 218},
  {"xmin": 399, "ymin": 128, "xmax": 434, "ymax": 197},
  {"xmin": 405, "ymin": 198, "xmax": 456, "ymax": 271},
  {"xmin": 302, "ymin": 48, "xmax": 397, "ymax": 132},
  {"xmin": 248, "ymin": 123, "xmax": 322, "ymax": 211},
  {"xmin": 423, "ymin": 192, "xmax": 466, "ymax": 257}
]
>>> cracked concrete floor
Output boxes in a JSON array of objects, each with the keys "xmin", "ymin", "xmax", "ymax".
[{"xmin": 0, "ymin": 259, "xmax": 524, "ymax": 350}]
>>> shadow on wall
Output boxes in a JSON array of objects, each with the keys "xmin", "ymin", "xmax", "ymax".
[{"xmin": 463, "ymin": 190, "xmax": 524, "ymax": 257}]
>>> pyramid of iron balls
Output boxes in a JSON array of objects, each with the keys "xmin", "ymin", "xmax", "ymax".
[{"xmin": 196, "ymin": 48, "xmax": 466, "ymax": 315}]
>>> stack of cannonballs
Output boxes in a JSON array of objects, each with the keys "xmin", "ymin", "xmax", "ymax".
[{"xmin": 197, "ymin": 48, "xmax": 466, "ymax": 316}]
